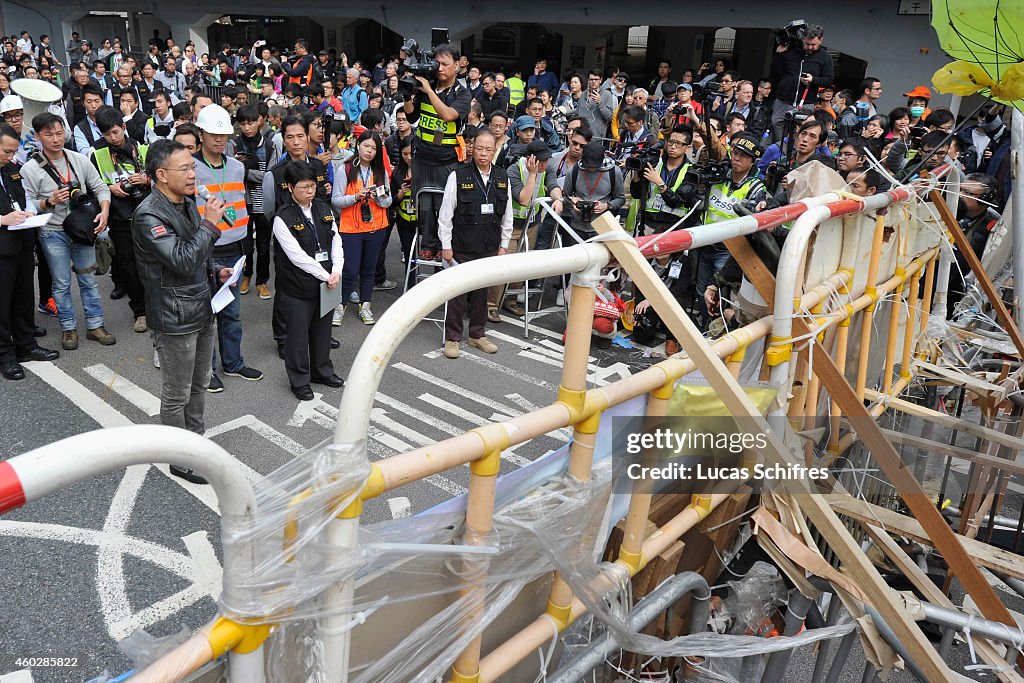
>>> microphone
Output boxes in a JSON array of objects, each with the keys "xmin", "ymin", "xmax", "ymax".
[{"xmin": 196, "ymin": 186, "xmax": 231, "ymax": 228}]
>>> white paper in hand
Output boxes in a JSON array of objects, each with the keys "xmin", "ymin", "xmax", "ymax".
[
  {"xmin": 211, "ymin": 255, "xmax": 246, "ymax": 313},
  {"xmin": 8, "ymin": 213, "xmax": 51, "ymax": 229}
]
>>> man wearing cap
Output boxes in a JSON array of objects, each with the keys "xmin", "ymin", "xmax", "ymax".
[
  {"xmin": 557, "ymin": 141, "xmax": 625, "ymax": 242},
  {"xmin": 904, "ymin": 85, "xmax": 932, "ymax": 126},
  {"xmin": 438, "ymin": 129, "xmax": 511, "ymax": 359},
  {"xmin": 66, "ymin": 32, "xmax": 83, "ymax": 65},
  {"xmin": 496, "ymin": 115, "xmax": 537, "ymax": 168},
  {"xmin": 698, "ymin": 132, "xmax": 767, "ymax": 326},
  {"xmin": 489, "ymin": 138, "xmax": 562, "ymax": 319},
  {"xmin": 317, "ymin": 50, "xmax": 336, "ymax": 83},
  {"xmin": 193, "ymin": 103, "xmax": 262, "ymax": 393}
]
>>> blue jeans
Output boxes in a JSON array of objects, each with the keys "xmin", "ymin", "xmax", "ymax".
[
  {"xmin": 212, "ymin": 253, "xmax": 245, "ymax": 373},
  {"xmin": 38, "ymin": 228, "xmax": 104, "ymax": 332},
  {"xmin": 341, "ymin": 229, "xmax": 387, "ymax": 305}
]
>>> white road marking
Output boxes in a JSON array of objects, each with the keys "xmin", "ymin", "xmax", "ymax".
[
  {"xmin": 455, "ymin": 351, "xmax": 557, "ymax": 391},
  {"xmin": 387, "ymin": 497, "xmax": 412, "ymax": 519},
  {"xmin": 392, "ymin": 362, "xmax": 523, "ymax": 418},
  {"xmin": 24, "ymin": 361, "xmax": 133, "ymax": 428},
  {"xmin": 498, "ymin": 313, "xmax": 564, "ymax": 338},
  {"xmin": 182, "ymin": 530, "xmax": 223, "ymax": 599},
  {"xmin": 415, "ymin": 393, "xmax": 533, "ymax": 464},
  {"xmin": 288, "ymin": 395, "xmax": 466, "ymax": 496},
  {"xmin": 375, "ymin": 392, "xmax": 531, "ymax": 467},
  {"xmin": 0, "ymin": 670, "xmax": 34, "ymax": 682},
  {"xmin": 83, "ymin": 363, "xmax": 161, "ymax": 416}
]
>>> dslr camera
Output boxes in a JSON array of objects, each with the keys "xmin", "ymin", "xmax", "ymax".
[
  {"xmin": 64, "ymin": 179, "xmax": 86, "ymax": 203},
  {"xmin": 772, "ymin": 19, "xmax": 809, "ymax": 50},
  {"xmin": 119, "ymin": 178, "xmax": 147, "ymax": 202},
  {"xmin": 397, "ymin": 38, "xmax": 439, "ymax": 96},
  {"xmin": 623, "ymin": 139, "xmax": 664, "ymax": 172},
  {"xmin": 574, "ymin": 199, "xmax": 596, "ymax": 223}
]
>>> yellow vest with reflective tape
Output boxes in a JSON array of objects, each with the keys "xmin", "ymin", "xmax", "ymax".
[
  {"xmin": 644, "ymin": 160, "xmax": 689, "ymax": 218},
  {"xmin": 511, "ymin": 157, "xmax": 546, "ymax": 220},
  {"xmin": 93, "ymin": 144, "xmax": 148, "ymax": 185},
  {"xmin": 415, "ymin": 101, "xmax": 459, "ymax": 146},
  {"xmin": 397, "ymin": 192, "xmax": 416, "ymax": 221},
  {"xmin": 706, "ymin": 176, "xmax": 759, "ymax": 224}
]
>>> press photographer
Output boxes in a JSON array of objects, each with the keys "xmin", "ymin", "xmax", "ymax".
[
  {"xmin": 555, "ymin": 141, "xmax": 625, "ymax": 241},
  {"xmin": 768, "ymin": 20, "xmax": 833, "ymax": 140},
  {"xmin": 22, "ymin": 112, "xmax": 113, "ymax": 352},
  {"xmin": 402, "ymin": 40, "xmax": 471, "ymax": 262},
  {"xmin": 92, "ymin": 105, "xmax": 151, "ymax": 333},
  {"xmin": 629, "ymin": 125, "xmax": 694, "ymax": 235}
]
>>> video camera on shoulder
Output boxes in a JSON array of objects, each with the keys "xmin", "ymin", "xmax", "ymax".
[
  {"xmin": 622, "ymin": 139, "xmax": 663, "ymax": 172},
  {"xmin": 321, "ymin": 109, "xmax": 348, "ymax": 136},
  {"xmin": 683, "ymin": 159, "xmax": 731, "ymax": 187},
  {"xmin": 772, "ymin": 19, "xmax": 808, "ymax": 50},
  {"xmin": 397, "ymin": 37, "xmax": 439, "ymax": 96}
]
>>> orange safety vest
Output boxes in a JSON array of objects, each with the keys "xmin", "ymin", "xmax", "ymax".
[
  {"xmin": 287, "ymin": 55, "xmax": 315, "ymax": 86},
  {"xmin": 338, "ymin": 166, "xmax": 389, "ymax": 233}
]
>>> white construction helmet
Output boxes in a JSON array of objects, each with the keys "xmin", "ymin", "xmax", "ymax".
[
  {"xmin": 0, "ymin": 94, "xmax": 23, "ymax": 115},
  {"xmin": 195, "ymin": 103, "xmax": 233, "ymax": 135}
]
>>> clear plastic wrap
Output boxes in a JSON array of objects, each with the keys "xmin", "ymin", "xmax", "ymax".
[
  {"xmin": 722, "ymin": 561, "xmax": 787, "ymax": 636},
  {"xmin": 215, "ymin": 417, "xmax": 854, "ymax": 682}
]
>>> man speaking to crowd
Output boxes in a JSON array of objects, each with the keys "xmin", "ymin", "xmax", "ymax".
[{"xmin": 132, "ymin": 139, "xmax": 234, "ymax": 485}]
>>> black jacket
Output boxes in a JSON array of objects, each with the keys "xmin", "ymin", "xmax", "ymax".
[
  {"xmin": 769, "ymin": 46, "xmax": 834, "ymax": 109},
  {"xmin": 131, "ymin": 189, "xmax": 222, "ymax": 334},
  {"xmin": 0, "ymin": 162, "xmax": 32, "ymax": 258}
]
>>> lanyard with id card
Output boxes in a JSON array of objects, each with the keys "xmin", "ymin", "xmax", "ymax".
[
  {"xmin": 476, "ymin": 168, "xmax": 494, "ymax": 215},
  {"xmin": 0, "ymin": 174, "xmax": 19, "ymax": 212},
  {"xmin": 306, "ymin": 216, "xmax": 329, "ymax": 262}
]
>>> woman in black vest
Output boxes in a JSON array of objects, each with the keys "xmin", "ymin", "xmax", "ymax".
[{"xmin": 271, "ymin": 162, "xmax": 345, "ymax": 400}]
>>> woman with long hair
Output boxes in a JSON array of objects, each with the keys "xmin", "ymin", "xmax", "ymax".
[
  {"xmin": 331, "ymin": 130, "xmax": 392, "ymax": 325},
  {"xmin": 390, "ymin": 135, "xmax": 417, "ymax": 287}
]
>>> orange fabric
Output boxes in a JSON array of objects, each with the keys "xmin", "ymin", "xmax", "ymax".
[{"xmin": 338, "ymin": 174, "xmax": 388, "ymax": 233}]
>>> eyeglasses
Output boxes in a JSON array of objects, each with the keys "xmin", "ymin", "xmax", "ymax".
[
  {"xmin": 615, "ymin": 77, "xmax": 627, "ymax": 83},
  {"xmin": 3, "ymin": 112, "xmax": 22, "ymax": 121},
  {"xmin": 836, "ymin": 151, "xmax": 860, "ymax": 158},
  {"xmin": 665, "ymin": 139, "xmax": 688, "ymax": 147},
  {"xmin": 720, "ymin": 79, "xmax": 733, "ymax": 84},
  {"xmin": 160, "ymin": 165, "xmax": 195, "ymax": 173}
]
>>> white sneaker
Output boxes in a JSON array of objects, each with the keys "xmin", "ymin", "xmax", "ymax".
[
  {"xmin": 332, "ymin": 306, "xmax": 344, "ymax": 326},
  {"xmin": 153, "ymin": 347, "xmax": 160, "ymax": 369},
  {"xmin": 556, "ymin": 289, "xmax": 565, "ymax": 307},
  {"xmin": 358, "ymin": 303, "xmax": 375, "ymax": 325}
]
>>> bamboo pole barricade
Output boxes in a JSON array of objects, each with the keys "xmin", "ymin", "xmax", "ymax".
[{"xmin": 18, "ymin": 175, "xmax": 1024, "ymax": 683}]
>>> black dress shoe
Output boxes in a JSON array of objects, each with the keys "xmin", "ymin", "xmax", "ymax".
[
  {"xmin": 277, "ymin": 344, "xmax": 285, "ymax": 359},
  {"xmin": 110, "ymin": 286, "xmax": 125, "ymax": 300},
  {"xmin": 292, "ymin": 384, "xmax": 314, "ymax": 400},
  {"xmin": 169, "ymin": 465, "xmax": 208, "ymax": 484},
  {"xmin": 33, "ymin": 326, "xmax": 46, "ymax": 338},
  {"xmin": 1, "ymin": 361, "xmax": 25, "ymax": 380},
  {"xmin": 330, "ymin": 337, "xmax": 340, "ymax": 349},
  {"xmin": 16, "ymin": 346, "xmax": 59, "ymax": 363},
  {"xmin": 311, "ymin": 373, "xmax": 345, "ymax": 388}
]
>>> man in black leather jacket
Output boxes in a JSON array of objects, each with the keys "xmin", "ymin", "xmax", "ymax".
[{"xmin": 132, "ymin": 138, "xmax": 231, "ymax": 484}]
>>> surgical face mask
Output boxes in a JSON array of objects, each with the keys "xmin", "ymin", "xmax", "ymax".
[{"xmin": 909, "ymin": 106, "xmax": 925, "ymax": 118}]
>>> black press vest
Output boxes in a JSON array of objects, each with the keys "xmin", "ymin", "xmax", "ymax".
[
  {"xmin": 273, "ymin": 199, "xmax": 338, "ymax": 299},
  {"xmin": 452, "ymin": 163, "xmax": 508, "ymax": 255}
]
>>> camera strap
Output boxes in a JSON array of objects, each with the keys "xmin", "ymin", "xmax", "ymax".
[{"xmin": 37, "ymin": 153, "xmax": 75, "ymax": 189}]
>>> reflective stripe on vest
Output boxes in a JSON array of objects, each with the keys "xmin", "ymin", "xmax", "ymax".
[
  {"xmin": 92, "ymin": 144, "xmax": 148, "ymax": 186},
  {"xmin": 706, "ymin": 177, "xmax": 759, "ymax": 223},
  {"xmin": 194, "ymin": 159, "xmax": 249, "ymax": 244},
  {"xmin": 511, "ymin": 157, "xmax": 546, "ymax": 220},
  {"xmin": 644, "ymin": 160, "xmax": 690, "ymax": 218},
  {"xmin": 397, "ymin": 194, "xmax": 416, "ymax": 221},
  {"xmin": 415, "ymin": 101, "xmax": 459, "ymax": 145}
]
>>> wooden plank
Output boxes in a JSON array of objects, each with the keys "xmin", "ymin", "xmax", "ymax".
[
  {"xmin": 929, "ymin": 188, "xmax": 1024, "ymax": 359},
  {"xmin": 834, "ymin": 497, "xmax": 1024, "ymax": 581},
  {"xmin": 912, "ymin": 359, "xmax": 1007, "ymax": 400},
  {"xmin": 861, "ymin": 523, "xmax": 1024, "ymax": 683},
  {"xmin": 865, "ymin": 390, "xmax": 1024, "ymax": 456},
  {"xmin": 718, "ymin": 222, "xmax": 1023, "ymax": 665},
  {"xmin": 592, "ymin": 213, "xmax": 957, "ymax": 682},
  {"xmin": 881, "ymin": 429, "xmax": 1024, "ymax": 478}
]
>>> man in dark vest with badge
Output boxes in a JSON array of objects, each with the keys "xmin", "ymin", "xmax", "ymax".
[
  {"xmin": 0, "ymin": 122, "xmax": 59, "ymax": 380},
  {"xmin": 438, "ymin": 129, "xmax": 513, "ymax": 359}
]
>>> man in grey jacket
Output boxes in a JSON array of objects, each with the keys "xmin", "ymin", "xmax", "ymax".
[
  {"xmin": 578, "ymin": 69, "xmax": 616, "ymax": 141},
  {"xmin": 132, "ymin": 138, "xmax": 231, "ymax": 484}
]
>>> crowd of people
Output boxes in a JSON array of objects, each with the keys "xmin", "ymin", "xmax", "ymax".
[{"xmin": 0, "ymin": 24, "xmax": 1012, "ymax": 481}]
